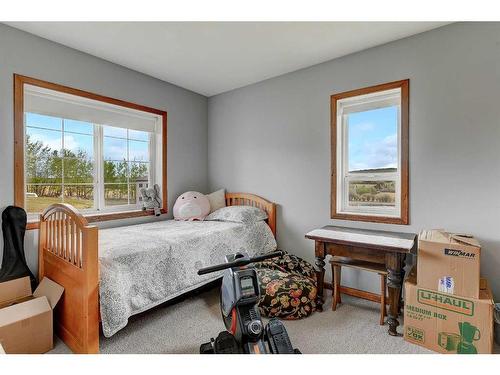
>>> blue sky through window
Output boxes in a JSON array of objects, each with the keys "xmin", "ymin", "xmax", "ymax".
[
  {"xmin": 64, "ymin": 133, "xmax": 93, "ymax": 156},
  {"xmin": 26, "ymin": 113, "xmax": 149, "ymax": 162},
  {"xmin": 103, "ymin": 125, "xmax": 127, "ymax": 138},
  {"xmin": 103, "ymin": 137, "xmax": 127, "ymax": 160},
  {"xmin": 64, "ymin": 119, "xmax": 93, "ymax": 135},
  {"xmin": 347, "ymin": 106, "xmax": 398, "ymax": 172},
  {"xmin": 26, "ymin": 126, "xmax": 62, "ymax": 151},
  {"xmin": 26, "ymin": 112, "xmax": 62, "ymax": 131},
  {"xmin": 26, "ymin": 112, "xmax": 94, "ymax": 157}
]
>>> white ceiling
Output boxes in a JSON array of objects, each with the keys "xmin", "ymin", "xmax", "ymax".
[{"xmin": 7, "ymin": 22, "xmax": 448, "ymax": 96}]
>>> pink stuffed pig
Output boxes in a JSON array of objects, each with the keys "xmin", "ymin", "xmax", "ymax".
[{"xmin": 173, "ymin": 191, "xmax": 210, "ymax": 221}]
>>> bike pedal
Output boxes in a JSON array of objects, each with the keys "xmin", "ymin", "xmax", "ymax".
[
  {"xmin": 200, "ymin": 338, "xmax": 215, "ymax": 354},
  {"xmin": 214, "ymin": 331, "xmax": 242, "ymax": 354}
]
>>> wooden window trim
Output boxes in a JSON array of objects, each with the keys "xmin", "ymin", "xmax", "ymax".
[
  {"xmin": 330, "ymin": 79, "xmax": 409, "ymax": 225},
  {"xmin": 14, "ymin": 74, "xmax": 168, "ymax": 230}
]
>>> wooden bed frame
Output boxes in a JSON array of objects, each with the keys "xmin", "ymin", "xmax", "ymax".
[{"xmin": 38, "ymin": 192, "xmax": 276, "ymax": 354}]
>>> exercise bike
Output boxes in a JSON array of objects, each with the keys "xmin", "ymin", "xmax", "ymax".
[{"xmin": 198, "ymin": 251, "xmax": 300, "ymax": 354}]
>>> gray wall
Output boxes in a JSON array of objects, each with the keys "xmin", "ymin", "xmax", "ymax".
[
  {"xmin": 208, "ymin": 22, "xmax": 500, "ymax": 299},
  {"xmin": 2, "ymin": 22, "xmax": 499, "ymax": 300},
  {"xmin": 0, "ymin": 24, "xmax": 209, "ymax": 275}
]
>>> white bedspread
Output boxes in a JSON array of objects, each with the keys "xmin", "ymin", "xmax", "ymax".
[{"xmin": 98, "ymin": 220, "xmax": 276, "ymax": 337}]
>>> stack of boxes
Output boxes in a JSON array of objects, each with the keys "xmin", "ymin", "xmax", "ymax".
[{"xmin": 404, "ymin": 229, "xmax": 494, "ymax": 354}]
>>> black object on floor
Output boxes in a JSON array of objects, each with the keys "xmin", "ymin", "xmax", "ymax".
[
  {"xmin": 213, "ymin": 331, "xmax": 242, "ymax": 354},
  {"xmin": 0, "ymin": 206, "xmax": 36, "ymax": 290},
  {"xmin": 198, "ymin": 250, "xmax": 300, "ymax": 354}
]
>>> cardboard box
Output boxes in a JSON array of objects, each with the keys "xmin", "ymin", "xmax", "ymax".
[
  {"xmin": 418, "ymin": 229, "xmax": 481, "ymax": 298},
  {"xmin": 0, "ymin": 342, "xmax": 5, "ymax": 354},
  {"xmin": 0, "ymin": 276, "xmax": 64, "ymax": 354},
  {"xmin": 404, "ymin": 271, "xmax": 494, "ymax": 354}
]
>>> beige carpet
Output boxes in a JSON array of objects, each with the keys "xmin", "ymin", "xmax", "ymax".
[
  {"xmin": 51, "ymin": 289, "xmax": 500, "ymax": 354},
  {"xmin": 50, "ymin": 287, "xmax": 499, "ymax": 354}
]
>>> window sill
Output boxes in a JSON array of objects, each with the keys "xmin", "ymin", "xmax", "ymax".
[
  {"xmin": 26, "ymin": 208, "xmax": 168, "ymax": 230},
  {"xmin": 331, "ymin": 212, "xmax": 408, "ymax": 225}
]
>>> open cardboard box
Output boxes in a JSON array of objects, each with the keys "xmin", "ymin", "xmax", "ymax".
[
  {"xmin": 418, "ymin": 229, "xmax": 481, "ymax": 298},
  {"xmin": 0, "ymin": 276, "xmax": 64, "ymax": 354}
]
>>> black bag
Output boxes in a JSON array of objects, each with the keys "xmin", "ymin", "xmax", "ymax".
[{"xmin": 0, "ymin": 206, "xmax": 36, "ymax": 290}]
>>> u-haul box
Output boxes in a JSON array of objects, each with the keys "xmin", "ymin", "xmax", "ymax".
[{"xmin": 404, "ymin": 271, "xmax": 493, "ymax": 354}]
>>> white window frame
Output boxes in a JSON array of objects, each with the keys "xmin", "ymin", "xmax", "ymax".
[
  {"xmin": 24, "ymin": 115, "xmax": 162, "ymax": 218},
  {"xmin": 93, "ymin": 123, "xmax": 159, "ymax": 214},
  {"xmin": 336, "ymin": 88, "xmax": 402, "ymax": 218},
  {"xmin": 15, "ymin": 75, "xmax": 168, "ymax": 227},
  {"xmin": 22, "ymin": 93, "xmax": 163, "ymax": 219}
]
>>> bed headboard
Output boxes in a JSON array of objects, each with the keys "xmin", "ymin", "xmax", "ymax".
[{"xmin": 225, "ymin": 192, "xmax": 276, "ymax": 238}]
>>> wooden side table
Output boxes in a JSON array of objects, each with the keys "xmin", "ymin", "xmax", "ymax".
[{"xmin": 306, "ymin": 226, "xmax": 416, "ymax": 336}]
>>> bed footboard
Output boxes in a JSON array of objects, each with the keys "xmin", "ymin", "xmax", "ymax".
[{"xmin": 38, "ymin": 204, "xmax": 99, "ymax": 354}]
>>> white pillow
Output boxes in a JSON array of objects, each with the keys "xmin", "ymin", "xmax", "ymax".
[
  {"xmin": 205, "ymin": 206, "xmax": 268, "ymax": 224},
  {"xmin": 206, "ymin": 189, "xmax": 226, "ymax": 213}
]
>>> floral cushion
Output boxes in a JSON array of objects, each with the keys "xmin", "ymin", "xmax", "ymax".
[
  {"xmin": 256, "ymin": 252, "xmax": 316, "ymax": 280},
  {"xmin": 255, "ymin": 252, "xmax": 317, "ymax": 320}
]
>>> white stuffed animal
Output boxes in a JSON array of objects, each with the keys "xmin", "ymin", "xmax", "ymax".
[{"xmin": 140, "ymin": 184, "xmax": 162, "ymax": 216}]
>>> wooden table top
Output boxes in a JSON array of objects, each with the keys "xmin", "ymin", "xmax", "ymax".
[{"xmin": 305, "ymin": 225, "xmax": 417, "ymax": 253}]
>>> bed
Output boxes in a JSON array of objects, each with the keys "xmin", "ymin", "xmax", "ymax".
[{"xmin": 37, "ymin": 193, "xmax": 276, "ymax": 354}]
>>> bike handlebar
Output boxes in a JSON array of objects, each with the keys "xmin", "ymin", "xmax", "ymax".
[{"xmin": 197, "ymin": 251, "xmax": 284, "ymax": 275}]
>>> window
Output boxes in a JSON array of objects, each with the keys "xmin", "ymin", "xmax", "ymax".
[
  {"xmin": 331, "ymin": 80, "xmax": 409, "ymax": 224},
  {"xmin": 15, "ymin": 75, "xmax": 167, "ymax": 226}
]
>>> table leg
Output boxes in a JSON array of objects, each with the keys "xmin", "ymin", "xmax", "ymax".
[
  {"xmin": 314, "ymin": 241, "xmax": 326, "ymax": 312},
  {"xmin": 399, "ymin": 254, "xmax": 408, "ymax": 314},
  {"xmin": 386, "ymin": 253, "xmax": 404, "ymax": 336}
]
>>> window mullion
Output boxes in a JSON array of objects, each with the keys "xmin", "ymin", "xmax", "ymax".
[
  {"xmin": 61, "ymin": 118, "xmax": 65, "ymax": 204},
  {"xmin": 95, "ymin": 124, "xmax": 104, "ymax": 211},
  {"xmin": 127, "ymin": 129, "xmax": 130, "ymax": 205},
  {"xmin": 149, "ymin": 132, "xmax": 155, "ymax": 187},
  {"xmin": 342, "ymin": 113, "xmax": 349, "ymax": 213}
]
